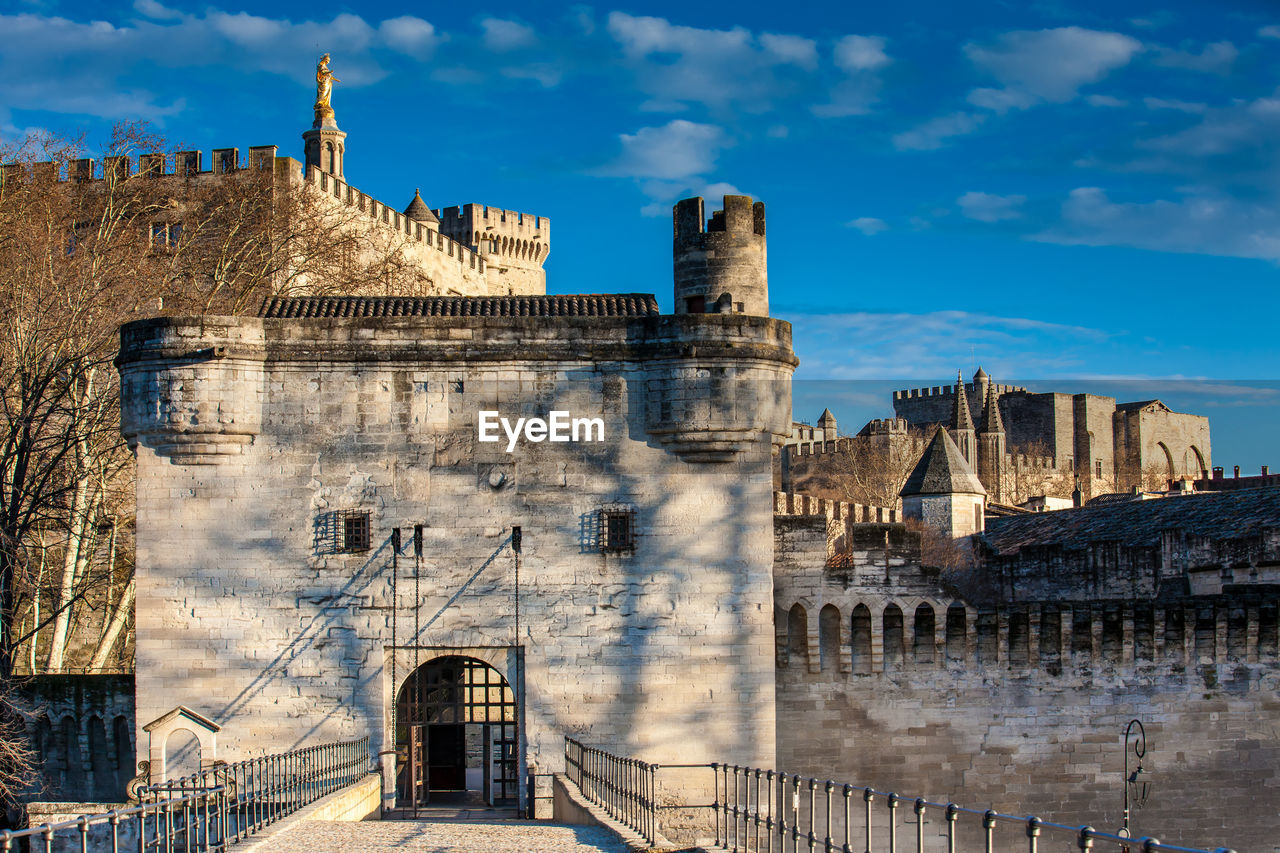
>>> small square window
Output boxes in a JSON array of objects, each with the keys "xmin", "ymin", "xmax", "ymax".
[
  {"xmin": 339, "ymin": 510, "xmax": 370, "ymax": 553},
  {"xmin": 599, "ymin": 507, "xmax": 635, "ymax": 553}
]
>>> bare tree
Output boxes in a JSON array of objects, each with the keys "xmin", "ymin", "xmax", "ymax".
[
  {"xmin": 0, "ymin": 125, "xmax": 164, "ymax": 678},
  {"xmin": 0, "ymin": 122, "xmax": 435, "ymax": 678},
  {"xmin": 1003, "ymin": 440, "xmax": 1074, "ymax": 506},
  {"xmin": 0, "ymin": 684, "xmax": 37, "ymax": 816},
  {"xmin": 825, "ymin": 428, "xmax": 929, "ymax": 510}
]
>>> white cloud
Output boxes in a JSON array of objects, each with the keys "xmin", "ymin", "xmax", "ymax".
[
  {"xmin": 892, "ymin": 112, "xmax": 986, "ymax": 150},
  {"xmin": 1151, "ymin": 40, "xmax": 1236, "ymax": 74},
  {"xmin": 606, "ymin": 12, "xmax": 875, "ymax": 114},
  {"xmin": 784, "ymin": 310, "xmax": 1109, "ymax": 380},
  {"xmin": 1260, "ymin": 25, "xmax": 1280, "ymax": 39},
  {"xmin": 1143, "ymin": 96, "xmax": 1206, "ymax": 113},
  {"xmin": 598, "ymin": 119, "xmax": 729, "ymax": 181},
  {"xmin": 1086, "ymin": 94, "xmax": 1128, "ymax": 107},
  {"xmin": 958, "ymin": 191, "xmax": 1026, "ymax": 222},
  {"xmin": 481, "ymin": 17, "xmax": 536, "ymax": 52},
  {"xmin": 833, "ymin": 35, "xmax": 889, "ymax": 72},
  {"xmin": 848, "ymin": 217, "xmax": 888, "ymax": 235},
  {"xmin": 964, "ymin": 27, "xmax": 1142, "ymax": 111},
  {"xmin": 1034, "ymin": 187, "xmax": 1280, "ymax": 262},
  {"xmin": 700, "ymin": 181, "xmax": 744, "ymax": 200},
  {"xmin": 760, "ymin": 33, "xmax": 817, "ymax": 69},
  {"xmin": 133, "ymin": 0, "xmax": 182, "ymax": 21},
  {"xmin": 379, "ymin": 16, "xmax": 438, "ymax": 56}
]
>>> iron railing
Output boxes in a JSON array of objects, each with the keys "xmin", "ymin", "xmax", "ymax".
[
  {"xmin": 713, "ymin": 765, "xmax": 1239, "ymax": 853},
  {"xmin": 565, "ymin": 738, "xmax": 658, "ymax": 845},
  {"xmin": 1, "ymin": 735, "xmax": 370, "ymax": 853}
]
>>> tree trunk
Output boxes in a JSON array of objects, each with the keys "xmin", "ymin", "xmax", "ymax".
[{"xmin": 88, "ymin": 574, "xmax": 133, "ymax": 671}]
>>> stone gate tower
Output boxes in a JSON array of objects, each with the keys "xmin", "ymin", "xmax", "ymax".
[{"xmin": 673, "ymin": 194, "xmax": 768, "ymax": 316}]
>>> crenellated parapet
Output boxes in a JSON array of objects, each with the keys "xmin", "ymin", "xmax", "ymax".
[
  {"xmin": 773, "ymin": 490, "xmax": 898, "ymax": 524},
  {"xmin": 435, "ymin": 204, "xmax": 550, "ymax": 264},
  {"xmin": 302, "ymin": 167, "xmax": 488, "ymax": 276},
  {"xmin": 892, "ymin": 381, "xmax": 1025, "ymax": 402},
  {"xmin": 673, "ymin": 195, "xmax": 768, "ymax": 317}
]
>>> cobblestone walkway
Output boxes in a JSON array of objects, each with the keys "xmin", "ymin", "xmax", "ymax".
[{"xmin": 251, "ymin": 819, "xmax": 632, "ymax": 852}]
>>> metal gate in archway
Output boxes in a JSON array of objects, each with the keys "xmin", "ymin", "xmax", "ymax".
[{"xmin": 395, "ymin": 655, "xmax": 518, "ymax": 809}]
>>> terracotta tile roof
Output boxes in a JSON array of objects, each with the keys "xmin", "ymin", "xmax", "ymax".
[
  {"xmin": 259, "ymin": 294, "xmax": 661, "ymax": 319},
  {"xmin": 983, "ymin": 486, "xmax": 1280, "ymax": 555}
]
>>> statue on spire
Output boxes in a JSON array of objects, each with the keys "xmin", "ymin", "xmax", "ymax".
[{"xmin": 314, "ymin": 53, "xmax": 340, "ymax": 127}]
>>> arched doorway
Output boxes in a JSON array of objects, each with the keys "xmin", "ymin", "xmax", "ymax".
[{"xmin": 395, "ymin": 656, "xmax": 517, "ymax": 808}]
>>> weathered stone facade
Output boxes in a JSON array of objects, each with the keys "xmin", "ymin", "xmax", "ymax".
[
  {"xmin": 892, "ymin": 371, "xmax": 1211, "ymax": 497},
  {"xmin": 118, "ymin": 227, "xmax": 795, "ymax": 809},
  {"xmin": 773, "ymin": 489, "xmax": 1280, "ymax": 850}
]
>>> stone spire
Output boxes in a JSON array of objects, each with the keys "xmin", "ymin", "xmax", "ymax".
[
  {"xmin": 817, "ymin": 408, "xmax": 837, "ymax": 442},
  {"xmin": 403, "ymin": 189, "xmax": 439, "ymax": 224},
  {"xmin": 979, "ymin": 381, "xmax": 1004, "ymax": 435},
  {"xmin": 901, "ymin": 426, "xmax": 987, "ymax": 498},
  {"xmin": 952, "ymin": 370, "xmax": 974, "ymax": 431},
  {"xmin": 950, "ymin": 370, "xmax": 975, "ymax": 464},
  {"xmin": 978, "ymin": 379, "xmax": 1006, "ymax": 503}
]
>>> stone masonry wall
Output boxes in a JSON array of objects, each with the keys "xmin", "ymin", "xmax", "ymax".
[
  {"xmin": 773, "ymin": 516, "xmax": 1280, "ymax": 851},
  {"xmin": 119, "ymin": 311, "xmax": 794, "ymax": 789}
]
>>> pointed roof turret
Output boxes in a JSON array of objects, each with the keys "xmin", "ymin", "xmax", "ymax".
[
  {"xmin": 973, "ymin": 366, "xmax": 989, "ymax": 383},
  {"xmin": 403, "ymin": 189, "xmax": 438, "ymax": 224},
  {"xmin": 980, "ymin": 380, "xmax": 1004, "ymax": 434},
  {"xmin": 817, "ymin": 408, "xmax": 836, "ymax": 427},
  {"xmin": 952, "ymin": 370, "xmax": 974, "ymax": 432},
  {"xmin": 900, "ymin": 427, "xmax": 987, "ymax": 498}
]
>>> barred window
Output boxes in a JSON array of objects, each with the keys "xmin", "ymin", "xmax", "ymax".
[
  {"xmin": 599, "ymin": 506, "xmax": 635, "ymax": 553},
  {"xmin": 339, "ymin": 510, "xmax": 371, "ymax": 553}
]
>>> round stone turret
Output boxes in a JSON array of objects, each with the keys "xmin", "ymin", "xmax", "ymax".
[{"xmin": 673, "ymin": 194, "xmax": 768, "ymax": 316}]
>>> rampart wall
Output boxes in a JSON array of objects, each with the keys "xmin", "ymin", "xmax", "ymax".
[
  {"xmin": 14, "ymin": 675, "xmax": 136, "ymax": 803},
  {"xmin": 773, "ymin": 516, "xmax": 1280, "ymax": 851}
]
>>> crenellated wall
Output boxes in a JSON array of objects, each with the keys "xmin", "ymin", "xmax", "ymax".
[{"xmin": 773, "ymin": 513, "xmax": 1280, "ymax": 850}]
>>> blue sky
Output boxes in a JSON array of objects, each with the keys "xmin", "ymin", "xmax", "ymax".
[{"xmin": 2, "ymin": 0, "xmax": 1277, "ymax": 469}]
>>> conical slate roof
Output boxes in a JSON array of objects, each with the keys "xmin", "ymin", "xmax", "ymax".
[
  {"xmin": 900, "ymin": 426, "xmax": 987, "ymax": 497},
  {"xmin": 973, "ymin": 366, "xmax": 989, "ymax": 382},
  {"xmin": 952, "ymin": 370, "xmax": 974, "ymax": 432},
  {"xmin": 817, "ymin": 408, "xmax": 836, "ymax": 426},
  {"xmin": 403, "ymin": 189, "xmax": 438, "ymax": 224},
  {"xmin": 980, "ymin": 381, "xmax": 1004, "ymax": 434}
]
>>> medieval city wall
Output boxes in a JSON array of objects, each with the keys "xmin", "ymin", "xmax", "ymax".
[
  {"xmin": 773, "ymin": 516, "xmax": 1280, "ymax": 851},
  {"xmin": 118, "ymin": 310, "xmax": 794, "ymax": 784},
  {"xmin": 15, "ymin": 675, "xmax": 136, "ymax": 802},
  {"xmin": 298, "ymin": 165, "xmax": 546, "ymax": 297}
]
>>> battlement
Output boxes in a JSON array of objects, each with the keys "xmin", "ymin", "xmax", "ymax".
[
  {"xmin": 1009, "ymin": 452, "xmax": 1058, "ymax": 470},
  {"xmin": 775, "ymin": 592, "xmax": 1280, "ymax": 680},
  {"xmin": 893, "ymin": 381, "xmax": 1025, "ymax": 401},
  {"xmin": 783, "ymin": 438, "xmax": 857, "ymax": 459},
  {"xmin": 302, "ymin": 167, "xmax": 486, "ymax": 275},
  {"xmin": 773, "ymin": 490, "xmax": 898, "ymax": 523},
  {"xmin": 673, "ymin": 194, "xmax": 769, "ymax": 316},
  {"xmin": 435, "ymin": 203, "xmax": 550, "ymax": 267},
  {"xmin": 1, "ymin": 146, "xmax": 281, "ymax": 185},
  {"xmin": 861, "ymin": 417, "xmax": 909, "ymax": 435}
]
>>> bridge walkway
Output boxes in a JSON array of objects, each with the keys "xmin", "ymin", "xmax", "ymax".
[{"xmin": 245, "ymin": 818, "xmax": 633, "ymax": 853}]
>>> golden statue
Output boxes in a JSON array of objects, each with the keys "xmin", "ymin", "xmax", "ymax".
[{"xmin": 314, "ymin": 53, "xmax": 340, "ymax": 124}]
